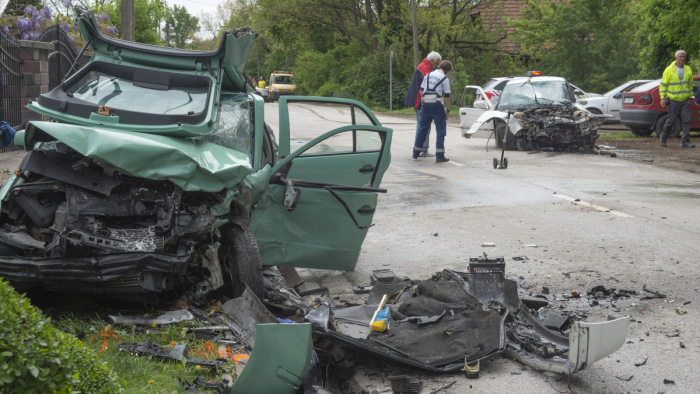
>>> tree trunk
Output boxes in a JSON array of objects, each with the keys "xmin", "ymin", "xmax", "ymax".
[{"xmin": 411, "ymin": 0, "xmax": 419, "ymax": 67}]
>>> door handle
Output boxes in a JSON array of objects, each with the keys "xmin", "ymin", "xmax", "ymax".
[
  {"xmin": 357, "ymin": 206, "xmax": 375, "ymax": 214},
  {"xmin": 359, "ymin": 165, "xmax": 374, "ymax": 173}
]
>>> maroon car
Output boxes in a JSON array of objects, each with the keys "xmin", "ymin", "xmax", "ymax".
[{"xmin": 619, "ymin": 76, "xmax": 700, "ymax": 137}]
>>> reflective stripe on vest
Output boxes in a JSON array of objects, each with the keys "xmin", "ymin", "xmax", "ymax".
[{"xmin": 660, "ymin": 63, "xmax": 693, "ymax": 101}]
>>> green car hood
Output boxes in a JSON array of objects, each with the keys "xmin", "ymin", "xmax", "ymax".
[
  {"xmin": 76, "ymin": 9, "xmax": 255, "ymax": 93},
  {"xmin": 24, "ymin": 121, "xmax": 254, "ymax": 193}
]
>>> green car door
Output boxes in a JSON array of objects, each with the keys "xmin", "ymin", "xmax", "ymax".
[{"xmin": 251, "ymin": 97, "xmax": 392, "ymax": 270}]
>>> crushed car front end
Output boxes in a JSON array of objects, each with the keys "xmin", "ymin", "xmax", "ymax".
[{"xmin": 0, "ymin": 10, "xmax": 267, "ymax": 303}]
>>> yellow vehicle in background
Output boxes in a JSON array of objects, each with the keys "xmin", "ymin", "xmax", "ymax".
[{"xmin": 266, "ymin": 71, "xmax": 296, "ymax": 101}]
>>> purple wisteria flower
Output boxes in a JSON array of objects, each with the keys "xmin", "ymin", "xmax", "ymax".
[
  {"xmin": 62, "ymin": 23, "xmax": 69, "ymax": 32},
  {"xmin": 63, "ymin": 0, "xmax": 72, "ymax": 8},
  {"xmin": 41, "ymin": 6, "xmax": 51, "ymax": 20},
  {"xmin": 106, "ymin": 26, "xmax": 118, "ymax": 36}
]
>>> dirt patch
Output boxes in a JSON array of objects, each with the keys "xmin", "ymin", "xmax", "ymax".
[{"xmin": 597, "ymin": 126, "xmax": 700, "ymax": 174}]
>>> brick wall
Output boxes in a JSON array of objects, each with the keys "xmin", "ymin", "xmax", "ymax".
[
  {"xmin": 17, "ymin": 40, "xmax": 91, "ymax": 126},
  {"xmin": 18, "ymin": 40, "xmax": 52, "ymax": 125}
]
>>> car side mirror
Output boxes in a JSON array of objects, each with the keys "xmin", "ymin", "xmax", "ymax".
[
  {"xmin": 474, "ymin": 100, "xmax": 490, "ymax": 110},
  {"xmin": 283, "ymin": 180, "xmax": 301, "ymax": 212},
  {"xmin": 574, "ymin": 89, "xmax": 583, "ymax": 95},
  {"xmin": 613, "ymin": 92, "xmax": 622, "ymax": 99}
]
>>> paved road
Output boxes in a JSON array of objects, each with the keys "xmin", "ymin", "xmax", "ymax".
[{"xmin": 263, "ymin": 102, "xmax": 700, "ymax": 393}]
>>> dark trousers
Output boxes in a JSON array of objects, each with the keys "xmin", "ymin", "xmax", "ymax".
[{"xmin": 662, "ymin": 98, "xmax": 692, "ymax": 142}]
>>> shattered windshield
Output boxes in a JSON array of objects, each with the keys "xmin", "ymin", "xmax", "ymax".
[
  {"xmin": 65, "ymin": 70, "xmax": 209, "ymax": 115},
  {"xmin": 498, "ymin": 80, "xmax": 574, "ymax": 110},
  {"xmin": 200, "ymin": 94, "xmax": 254, "ymax": 161}
]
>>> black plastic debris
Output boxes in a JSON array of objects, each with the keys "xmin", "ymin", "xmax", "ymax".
[
  {"xmin": 389, "ymin": 375, "xmax": 421, "ymax": 393},
  {"xmin": 666, "ymin": 330, "xmax": 680, "ymax": 338},
  {"xmin": 587, "ymin": 285, "xmax": 636, "ymax": 299},
  {"xmin": 180, "ymin": 375, "xmax": 232, "ymax": 393},
  {"xmin": 353, "ymin": 286, "xmax": 373, "ymax": 294},
  {"xmin": 679, "ymin": 342, "xmax": 685, "ymax": 348},
  {"xmin": 663, "ymin": 378, "xmax": 675, "ymax": 384},
  {"xmin": 641, "ymin": 285, "xmax": 666, "ymax": 299},
  {"xmin": 537, "ymin": 308, "xmax": 570, "ymax": 331},
  {"xmin": 469, "ymin": 256, "xmax": 505, "ymax": 273},
  {"xmin": 616, "ymin": 374, "xmax": 633, "ymax": 381},
  {"xmin": 634, "ymin": 358, "xmax": 648, "ymax": 367}
]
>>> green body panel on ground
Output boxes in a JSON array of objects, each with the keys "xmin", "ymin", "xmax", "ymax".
[{"xmin": 231, "ymin": 323, "xmax": 312, "ymax": 393}]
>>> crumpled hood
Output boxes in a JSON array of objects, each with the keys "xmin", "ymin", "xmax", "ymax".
[{"xmin": 23, "ymin": 121, "xmax": 253, "ymax": 193}]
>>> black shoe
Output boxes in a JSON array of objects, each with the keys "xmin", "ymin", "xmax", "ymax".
[
  {"xmin": 660, "ymin": 134, "xmax": 667, "ymax": 147},
  {"xmin": 682, "ymin": 142, "xmax": 695, "ymax": 148},
  {"xmin": 660, "ymin": 140, "xmax": 667, "ymax": 147},
  {"xmin": 436, "ymin": 157, "xmax": 450, "ymax": 163}
]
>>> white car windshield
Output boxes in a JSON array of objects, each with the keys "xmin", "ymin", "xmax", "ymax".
[{"xmin": 498, "ymin": 80, "xmax": 574, "ymax": 110}]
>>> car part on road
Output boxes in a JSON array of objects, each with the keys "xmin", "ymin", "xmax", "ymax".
[{"xmin": 302, "ymin": 265, "xmax": 629, "ymax": 374}]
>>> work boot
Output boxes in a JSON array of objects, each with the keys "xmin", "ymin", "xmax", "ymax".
[
  {"xmin": 660, "ymin": 135, "xmax": 667, "ymax": 147},
  {"xmin": 682, "ymin": 141, "xmax": 695, "ymax": 148},
  {"xmin": 436, "ymin": 157, "xmax": 450, "ymax": 163}
]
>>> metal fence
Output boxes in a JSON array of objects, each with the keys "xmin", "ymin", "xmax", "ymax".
[
  {"xmin": 38, "ymin": 24, "xmax": 80, "ymax": 90},
  {"xmin": 0, "ymin": 31, "xmax": 22, "ymax": 130}
]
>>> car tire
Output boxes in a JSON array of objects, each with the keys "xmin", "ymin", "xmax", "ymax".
[
  {"xmin": 654, "ymin": 114, "xmax": 681, "ymax": 138},
  {"xmin": 495, "ymin": 120, "xmax": 515, "ymax": 150},
  {"xmin": 630, "ymin": 127, "xmax": 654, "ymax": 137},
  {"xmin": 220, "ymin": 222, "xmax": 264, "ymax": 300}
]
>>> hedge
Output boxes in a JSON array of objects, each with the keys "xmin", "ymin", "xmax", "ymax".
[{"xmin": 0, "ymin": 278, "xmax": 123, "ymax": 393}]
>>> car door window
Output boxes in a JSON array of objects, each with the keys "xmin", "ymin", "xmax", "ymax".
[{"xmin": 285, "ymin": 100, "xmax": 377, "ymax": 155}]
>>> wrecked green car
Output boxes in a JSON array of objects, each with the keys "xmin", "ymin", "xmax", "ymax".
[{"xmin": 0, "ymin": 10, "xmax": 392, "ymax": 303}]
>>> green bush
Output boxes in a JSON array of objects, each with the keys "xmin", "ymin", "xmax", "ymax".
[{"xmin": 0, "ymin": 279, "xmax": 122, "ymax": 393}]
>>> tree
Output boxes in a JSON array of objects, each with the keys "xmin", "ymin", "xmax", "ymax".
[
  {"xmin": 637, "ymin": 0, "xmax": 700, "ymax": 77},
  {"xmin": 106, "ymin": 0, "xmax": 168, "ymax": 45},
  {"xmin": 164, "ymin": 5, "xmax": 198, "ymax": 48},
  {"xmin": 511, "ymin": 0, "xmax": 643, "ymax": 92}
]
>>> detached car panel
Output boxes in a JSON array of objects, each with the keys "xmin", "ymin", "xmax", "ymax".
[{"xmin": 0, "ymin": 10, "xmax": 391, "ymax": 303}]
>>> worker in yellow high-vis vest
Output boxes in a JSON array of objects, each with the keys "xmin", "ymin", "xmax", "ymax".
[{"xmin": 659, "ymin": 50, "xmax": 694, "ymax": 148}]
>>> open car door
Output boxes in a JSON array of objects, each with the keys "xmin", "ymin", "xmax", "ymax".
[
  {"xmin": 251, "ymin": 97, "xmax": 392, "ymax": 270},
  {"xmin": 459, "ymin": 85, "xmax": 495, "ymax": 138}
]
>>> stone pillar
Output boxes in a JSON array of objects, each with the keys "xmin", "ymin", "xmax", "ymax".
[{"xmin": 17, "ymin": 40, "xmax": 52, "ymax": 125}]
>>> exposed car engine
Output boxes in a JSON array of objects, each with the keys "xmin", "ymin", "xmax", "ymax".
[{"xmin": 511, "ymin": 105, "xmax": 603, "ymax": 151}]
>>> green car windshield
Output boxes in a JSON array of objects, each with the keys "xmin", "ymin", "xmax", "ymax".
[{"xmin": 65, "ymin": 70, "xmax": 209, "ymax": 116}]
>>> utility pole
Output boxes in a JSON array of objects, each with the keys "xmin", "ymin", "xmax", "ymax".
[
  {"xmin": 121, "ymin": 0, "xmax": 134, "ymax": 41},
  {"xmin": 411, "ymin": 0, "xmax": 419, "ymax": 68}
]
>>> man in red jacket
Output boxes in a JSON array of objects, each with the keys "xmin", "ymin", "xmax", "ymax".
[{"xmin": 404, "ymin": 51, "xmax": 441, "ymax": 157}]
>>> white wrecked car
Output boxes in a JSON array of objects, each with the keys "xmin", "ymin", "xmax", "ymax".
[{"xmin": 460, "ymin": 76, "xmax": 609, "ymax": 151}]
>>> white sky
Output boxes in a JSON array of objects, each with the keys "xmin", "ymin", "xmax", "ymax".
[{"xmin": 166, "ymin": 0, "xmax": 220, "ymax": 17}]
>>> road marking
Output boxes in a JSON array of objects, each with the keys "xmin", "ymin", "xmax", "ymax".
[{"xmin": 553, "ymin": 193, "xmax": 632, "ymax": 217}]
